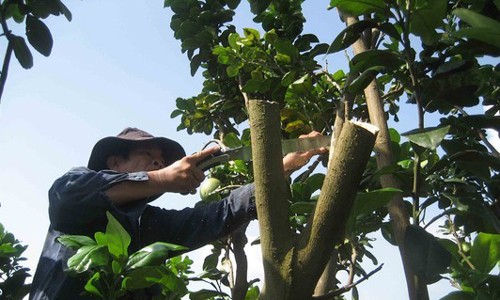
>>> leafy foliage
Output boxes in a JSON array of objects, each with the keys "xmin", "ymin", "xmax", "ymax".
[
  {"xmin": 0, "ymin": 223, "xmax": 31, "ymax": 300},
  {"xmin": 0, "ymin": 0, "xmax": 72, "ymax": 101},
  {"xmin": 58, "ymin": 212, "xmax": 190, "ymax": 299}
]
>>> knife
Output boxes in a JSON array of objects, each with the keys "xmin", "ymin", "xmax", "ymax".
[{"xmin": 197, "ymin": 135, "xmax": 332, "ymax": 171}]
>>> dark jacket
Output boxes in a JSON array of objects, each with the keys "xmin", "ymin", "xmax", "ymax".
[{"xmin": 29, "ymin": 167, "xmax": 256, "ymax": 299}]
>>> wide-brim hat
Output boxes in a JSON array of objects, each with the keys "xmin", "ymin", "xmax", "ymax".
[{"xmin": 87, "ymin": 127, "xmax": 186, "ymax": 171}]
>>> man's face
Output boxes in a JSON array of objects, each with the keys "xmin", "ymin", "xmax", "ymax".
[{"xmin": 109, "ymin": 144, "xmax": 166, "ymax": 173}]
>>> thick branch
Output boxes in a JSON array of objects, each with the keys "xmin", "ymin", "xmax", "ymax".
[{"xmin": 294, "ymin": 120, "xmax": 379, "ymax": 297}]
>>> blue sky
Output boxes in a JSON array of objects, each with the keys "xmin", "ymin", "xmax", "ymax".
[{"xmin": 0, "ymin": 1, "xmax": 493, "ymax": 299}]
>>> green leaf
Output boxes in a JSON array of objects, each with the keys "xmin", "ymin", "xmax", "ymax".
[
  {"xmin": 379, "ymin": 22, "xmax": 402, "ymax": 41},
  {"xmin": 155, "ymin": 266, "xmax": 188, "ymax": 295},
  {"xmin": 409, "ymin": 0, "xmax": 447, "ymax": 45},
  {"xmin": 439, "ymin": 291, "xmax": 475, "ymax": 300},
  {"xmin": 5, "ymin": 4, "xmax": 25, "ymax": 23},
  {"xmin": 84, "ymin": 272, "xmax": 105, "ymax": 298},
  {"xmin": 350, "ymin": 50, "xmax": 404, "ymax": 74},
  {"xmin": 304, "ymin": 173, "xmax": 325, "ymax": 193},
  {"xmin": 0, "ymin": 243, "xmax": 17, "ymax": 255},
  {"xmin": 290, "ymin": 202, "xmax": 315, "ymax": 214},
  {"xmin": 329, "ymin": 0, "xmax": 388, "ymax": 17},
  {"xmin": 226, "ymin": 65, "xmax": 239, "ymax": 77},
  {"xmin": 402, "ymin": 126, "xmax": 450, "ymax": 150},
  {"xmin": 281, "ymin": 71, "xmax": 296, "ymax": 86},
  {"xmin": 202, "ymin": 249, "xmax": 220, "ymax": 271},
  {"xmin": 228, "ymin": 33, "xmax": 240, "ymax": 50},
  {"xmin": 126, "ymin": 242, "xmax": 187, "ymax": 270},
  {"xmin": 242, "ymin": 78, "xmax": 267, "ymax": 93},
  {"xmin": 170, "ymin": 109, "xmax": 184, "ymax": 118},
  {"xmin": 353, "ymin": 188, "xmax": 402, "ymax": 216},
  {"xmin": 328, "ymin": 20, "xmax": 380, "ymax": 54},
  {"xmin": 122, "ymin": 266, "xmax": 164, "ymax": 290},
  {"xmin": 103, "ymin": 212, "xmax": 131, "ymax": 259},
  {"xmin": 28, "ymin": 0, "xmax": 61, "ymax": 18},
  {"xmin": 245, "ymin": 285, "xmax": 260, "ymax": 300},
  {"xmin": 454, "ymin": 8, "xmax": 500, "ymax": 31},
  {"xmin": 346, "ymin": 188, "xmax": 401, "ymax": 231},
  {"xmin": 67, "ymin": 245, "xmax": 109, "ymax": 273},
  {"xmin": 11, "ymin": 36, "xmax": 33, "ymax": 69},
  {"xmin": 112, "ymin": 260, "xmax": 122, "ymax": 275},
  {"xmin": 404, "ymin": 225, "xmax": 452, "ymax": 284},
  {"xmin": 249, "ymin": 0, "xmax": 271, "ymax": 14},
  {"xmin": 189, "ymin": 289, "xmax": 230, "ymax": 300},
  {"xmin": 454, "ymin": 28, "xmax": 500, "ymax": 50},
  {"xmin": 243, "ymin": 28, "xmax": 260, "ymax": 41},
  {"xmin": 57, "ymin": 0, "xmax": 72, "ymax": 22},
  {"xmin": 470, "ymin": 233, "xmax": 500, "ymax": 274},
  {"xmin": 226, "ymin": 0, "xmax": 241, "ymax": 9},
  {"xmin": 190, "ymin": 54, "xmax": 203, "ymax": 76},
  {"xmin": 222, "ymin": 132, "xmax": 242, "ymax": 148},
  {"xmin": 274, "ymin": 38, "xmax": 298, "ymax": 63},
  {"xmin": 57, "ymin": 235, "xmax": 97, "ymax": 249},
  {"xmin": 347, "ymin": 68, "xmax": 378, "ymax": 94}
]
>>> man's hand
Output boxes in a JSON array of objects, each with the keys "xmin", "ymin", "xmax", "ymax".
[
  {"xmin": 282, "ymin": 131, "xmax": 329, "ymax": 177},
  {"xmin": 105, "ymin": 147, "xmax": 220, "ymax": 205},
  {"xmin": 157, "ymin": 146, "xmax": 220, "ymax": 195}
]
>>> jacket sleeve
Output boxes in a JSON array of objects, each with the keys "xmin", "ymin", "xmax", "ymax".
[
  {"xmin": 48, "ymin": 167, "xmax": 149, "ymax": 234},
  {"xmin": 139, "ymin": 184, "xmax": 256, "ymax": 251}
]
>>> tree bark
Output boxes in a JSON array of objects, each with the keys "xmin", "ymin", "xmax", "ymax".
[
  {"xmin": 343, "ymin": 14, "xmax": 426, "ymax": 300},
  {"xmin": 231, "ymin": 224, "xmax": 250, "ymax": 300},
  {"xmin": 292, "ymin": 120, "xmax": 379, "ymax": 299},
  {"xmin": 248, "ymin": 100, "xmax": 295, "ymax": 299},
  {"xmin": 313, "ymin": 250, "xmax": 338, "ymax": 296}
]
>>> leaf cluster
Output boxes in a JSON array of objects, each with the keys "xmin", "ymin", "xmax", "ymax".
[
  {"xmin": 58, "ymin": 212, "xmax": 191, "ymax": 299},
  {"xmin": 1, "ymin": 0, "xmax": 71, "ymax": 69},
  {"xmin": 0, "ymin": 223, "xmax": 30, "ymax": 300}
]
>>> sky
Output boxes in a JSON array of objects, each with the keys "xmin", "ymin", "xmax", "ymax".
[{"xmin": 0, "ymin": 1, "xmax": 496, "ymax": 299}]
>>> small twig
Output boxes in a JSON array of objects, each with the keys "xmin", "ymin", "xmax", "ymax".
[
  {"xmin": 347, "ymin": 241, "xmax": 358, "ymax": 285},
  {"xmin": 0, "ymin": 41, "xmax": 12, "ymax": 102},
  {"xmin": 423, "ymin": 208, "xmax": 456, "ymax": 230},
  {"xmin": 312, "ymin": 264, "xmax": 384, "ymax": 299},
  {"xmin": 0, "ymin": 3, "xmax": 14, "ymax": 103},
  {"xmin": 448, "ymin": 215, "xmax": 476, "ymax": 270},
  {"xmin": 381, "ymin": 84, "xmax": 404, "ymax": 101},
  {"xmin": 238, "ymin": 74, "xmax": 250, "ymax": 108}
]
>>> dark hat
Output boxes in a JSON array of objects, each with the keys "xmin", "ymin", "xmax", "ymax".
[{"xmin": 87, "ymin": 127, "xmax": 186, "ymax": 171}]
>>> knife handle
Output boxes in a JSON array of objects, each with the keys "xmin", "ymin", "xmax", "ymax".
[{"xmin": 197, "ymin": 149, "xmax": 229, "ymax": 171}]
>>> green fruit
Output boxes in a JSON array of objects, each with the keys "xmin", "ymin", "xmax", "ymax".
[{"xmin": 200, "ymin": 178, "xmax": 221, "ymax": 200}]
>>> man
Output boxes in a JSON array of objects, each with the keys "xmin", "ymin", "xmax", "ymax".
[{"xmin": 30, "ymin": 127, "xmax": 326, "ymax": 299}]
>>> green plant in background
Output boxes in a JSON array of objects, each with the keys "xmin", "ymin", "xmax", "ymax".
[
  {"xmin": 0, "ymin": 223, "xmax": 31, "ymax": 300},
  {"xmin": 58, "ymin": 212, "xmax": 190, "ymax": 299}
]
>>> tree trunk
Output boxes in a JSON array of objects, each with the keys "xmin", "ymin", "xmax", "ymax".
[
  {"xmin": 248, "ymin": 99, "xmax": 295, "ymax": 299},
  {"xmin": 342, "ymin": 13, "xmax": 427, "ymax": 300}
]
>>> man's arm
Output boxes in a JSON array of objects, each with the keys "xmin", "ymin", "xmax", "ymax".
[
  {"xmin": 104, "ymin": 147, "xmax": 220, "ymax": 205},
  {"xmin": 106, "ymin": 131, "xmax": 327, "ymax": 206}
]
